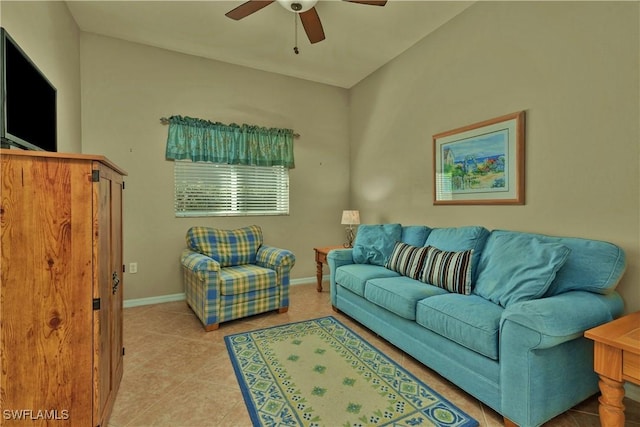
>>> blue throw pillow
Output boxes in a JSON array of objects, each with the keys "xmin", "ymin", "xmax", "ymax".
[
  {"xmin": 473, "ymin": 234, "xmax": 571, "ymax": 307},
  {"xmin": 352, "ymin": 224, "xmax": 402, "ymax": 266},
  {"xmin": 401, "ymin": 225, "xmax": 432, "ymax": 247}
]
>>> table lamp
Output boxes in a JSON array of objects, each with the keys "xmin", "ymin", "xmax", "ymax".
[{"xmin": 341, "ymin": 210, "xmax": 360, "ymax": 248}]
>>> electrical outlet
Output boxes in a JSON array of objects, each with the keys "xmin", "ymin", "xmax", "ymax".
[{"xmin": 129, "ymin": 262, "xmax": 138, "ymax": 274}]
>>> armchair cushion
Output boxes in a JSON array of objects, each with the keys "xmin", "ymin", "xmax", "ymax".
[
  {"xmin": 186, "ymin": 225, "xmax": 263, "ymax": 267},
  {"xmin": 219, "ymin": 264, "xmax": 277, "ymax": 295}
]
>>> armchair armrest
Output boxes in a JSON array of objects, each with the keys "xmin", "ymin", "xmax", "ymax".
[
  {"xmin": 181, "ymin": 249, "xmax": 220, "ymax": 274},
  {"xmin": 256, "ymin": 245, "xmax": 296, "ymax": 271},
  {"xmin": 256, "ymin": 245, "xmax": 295, "ymax": 310},
  {"xmin": 180, "ymin": 248, "xmax": 222, "ymax": 329},
  {"xmin": 501, "ymin": 291, "xmax": 624, "ymax": 348}
]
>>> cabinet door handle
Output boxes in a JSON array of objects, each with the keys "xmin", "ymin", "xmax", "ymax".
[{"xmin": 112, "ymin": 271, "xmax": 120, "ymax": 294}]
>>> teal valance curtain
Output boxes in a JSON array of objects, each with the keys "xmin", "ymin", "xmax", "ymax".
[{"xmin": 165, "ymin": 116, "xmax": 295, "ymax": 169}]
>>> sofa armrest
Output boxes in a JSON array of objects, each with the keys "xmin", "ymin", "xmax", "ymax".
[
  {"xmin": 256, "ymin": 245, "xmax": 296, "ymax": 272},
  {"xmin": 499, "ymin": 291, "xmax": 624, "ymax": 426},
  {"xmin": 501, "ymin": 291, "xmax": 624, "ymax": 348},
  {"xmin": 327, "ymin": 248, "xmax": 354, "ymax": 270},
  {"xmin": 328, "ymin": 249, "xmax": 354, "ymax": 305}
]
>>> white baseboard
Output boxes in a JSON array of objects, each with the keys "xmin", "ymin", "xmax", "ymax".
[
  {"xmin": 626, "ymin": 383, "xmax": 640, "ymax": 402},
  {"xmin": 290, "ymin": 276, "xmax": 324, "ymax": 286},
  {"xmin": 124, "ymin": 293, "xmax": 186, "ymax": 308},
  {"xmin": 123, "ymin": 276, "xmax": 322, "ymax": 308}
]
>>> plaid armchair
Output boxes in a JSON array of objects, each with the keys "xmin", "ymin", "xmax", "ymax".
[{"xmin": 181, "ymin": 225, "xmax": 296, "ymax": 331}]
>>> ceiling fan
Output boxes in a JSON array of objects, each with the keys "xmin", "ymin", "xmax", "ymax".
[{"xmin": 225, "ymin": 0, "xmax": 387, "ymax": 45}]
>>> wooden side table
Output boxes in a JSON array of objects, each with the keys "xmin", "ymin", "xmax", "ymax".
[
  {"xmin": 313, "ymin": 245, "xmax": 345, "ymax": 292},
  {"xmin": 584, "ymin": 311, "xmax": 640, "ymax": 427}
]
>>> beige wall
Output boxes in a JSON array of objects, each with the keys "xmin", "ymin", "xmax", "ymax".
[
  {"xmin": 350, "ymin": 1, "xmax": 640, "ymax": 313},
  {"xmin": 1, "ymin": 1, "xmax": 81, "ymax": 153},
  {"xmin": 79, "ymin": 34, "xmax": 350, "ymax": 300},
  {"xmin": 2, "ymin": 1, "xmax": 638, "ymax": 312}
]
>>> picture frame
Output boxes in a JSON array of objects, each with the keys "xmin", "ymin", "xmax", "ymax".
[{"xmin": 433, "ymin": 111, "xmax": 525, "ymax": 205}]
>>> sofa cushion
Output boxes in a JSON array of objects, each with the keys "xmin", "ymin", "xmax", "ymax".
[
  {"xmin": 425, "ymin": 226, "xmax": 489, "ymax": 281},
  {"xmin": 186, "ymin": 225, "xmax": 263, "ymax": 267},
  {"xmin": 385, "ymin": 242, "xmax": 431, "ymax": 279},
  {"xmin": 416, "ymin": 294, "xmax": 503, "ymax": 360},
  {"xmin": 335, "ymin": 264, "xmax": 400, "ymax": 297},
  {"xmin": 473, "ymin": 233, "xmax": 571, "ymax": 307},
  {"xmin": 489, "ymin": 230, "xmax": 626, "ymax": 297},
  {"xmin": 218, "ymin": 264, "xmax": 276, "ymax": 295},
  {"xmin": 401, "ymin": 225, "xmax": 432, "ymax": 247},
  {"xmin": 420, "ymin": 247, "xmax": 474, "ymax": 295},
  {"xmin": 352, "ymin": 224, "xmax": 402, "ymax": 266},
  {"xmin": 365, "ymin": 277, "xmax": 448, "ymax": 320}
]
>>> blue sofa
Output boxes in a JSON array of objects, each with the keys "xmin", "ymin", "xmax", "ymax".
[{"xmin": 328, "ymin": 224, "xmax": 626, "ymax": 427}]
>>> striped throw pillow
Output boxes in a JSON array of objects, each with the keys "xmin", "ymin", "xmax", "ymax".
[
  {"xmin": 420, "ymin": 246, "xmax": 474, "ymax": 295},
  {"xmin": 385, "ymin": 242, "xmax": 431, "ymax": 279}
]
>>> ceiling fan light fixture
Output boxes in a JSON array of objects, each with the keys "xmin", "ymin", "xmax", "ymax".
[{"xmin": 276, "ymin": 0, "xmax": 318, "ymax": 14}]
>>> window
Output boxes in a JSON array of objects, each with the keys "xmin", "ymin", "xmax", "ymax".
[{"xmin": 174, "ymin": 160, "xmax": 289, "ymax": 217}]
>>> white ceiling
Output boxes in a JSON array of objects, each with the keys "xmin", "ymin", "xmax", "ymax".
[{"xmin": 66, "ymin": 1, "xmax": 474, "ymax": 88}]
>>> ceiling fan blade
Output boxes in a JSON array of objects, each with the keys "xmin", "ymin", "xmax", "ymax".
[
  {"xmin": 299, "ymin": 7, "xmax": 325, "ymax": 44},
  {"xmin": 343, "ymin": 0, "xmax": 387, "ymax": 5},
  {"xmin": 225, "ymin": 0, "xmax": 275, "ymax": 20}
]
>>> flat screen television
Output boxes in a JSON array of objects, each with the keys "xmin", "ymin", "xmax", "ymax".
[{"xmin": 0, "ymin": 27, "xmax": 57, "ymax": 152}]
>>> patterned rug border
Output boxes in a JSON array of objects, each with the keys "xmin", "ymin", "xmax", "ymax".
[{"xmin": 224, "ymin": 316, "xmax": 479, "ymax": 427}]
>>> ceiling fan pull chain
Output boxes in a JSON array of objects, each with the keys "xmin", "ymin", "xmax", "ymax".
[{"xmin": 293, "ymin": 14, "xmax": 299, "ymax": 54}]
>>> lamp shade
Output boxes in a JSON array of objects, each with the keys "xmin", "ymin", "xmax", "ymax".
[{"xmin": 341, "ymin": 210, "xmax": 360, "ymax": 225}]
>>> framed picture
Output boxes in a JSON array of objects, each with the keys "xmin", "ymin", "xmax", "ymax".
[{"xmin": 433, "ymin": 111, "xmax": 525, "ymax": 205}]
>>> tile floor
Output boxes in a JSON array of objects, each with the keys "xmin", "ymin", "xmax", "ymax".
[{"xmin": 109, "ymin": 283, "xmax": 640, "ymax": 427}]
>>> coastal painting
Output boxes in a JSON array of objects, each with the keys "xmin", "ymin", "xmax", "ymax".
[
  {"xmin": 433, "ymin": 111, "xmax": 525, "ymax": 205},
  {"xmin": 441, "ymin": 129, "xmax": 508, "ymax": 193}
]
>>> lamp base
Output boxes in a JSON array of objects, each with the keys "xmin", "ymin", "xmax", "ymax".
[{"xmin": 344, "ymin": 226, "xmax": 355, "ymax": 248}]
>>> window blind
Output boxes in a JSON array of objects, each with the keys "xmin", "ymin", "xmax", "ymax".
[{"xmin": 174, "ymin": 160, "xmax": 289, "ymax": 217}]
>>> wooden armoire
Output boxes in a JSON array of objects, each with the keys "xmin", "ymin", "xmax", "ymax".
[{"xmin": 0, "ymin": 149, "xmax": 127, "ymax": 426}]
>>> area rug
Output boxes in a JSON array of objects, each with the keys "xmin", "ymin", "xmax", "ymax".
[{"xmin": 224, "ymin": 316, "xmax": 479, "ymax": 427}]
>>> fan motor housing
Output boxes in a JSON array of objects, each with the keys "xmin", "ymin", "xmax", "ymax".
[{"xmin": 276, "ymin": 0, "xmax": 318, "ymax": 13}]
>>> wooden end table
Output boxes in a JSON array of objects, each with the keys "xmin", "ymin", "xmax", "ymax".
[
  {"xmin": 313, "ymin": 245, "xmax": 345, "ymax": 292},
  {"xmin": 584, "ymin": 311, "xmax": 640, "ymax": 427}
]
